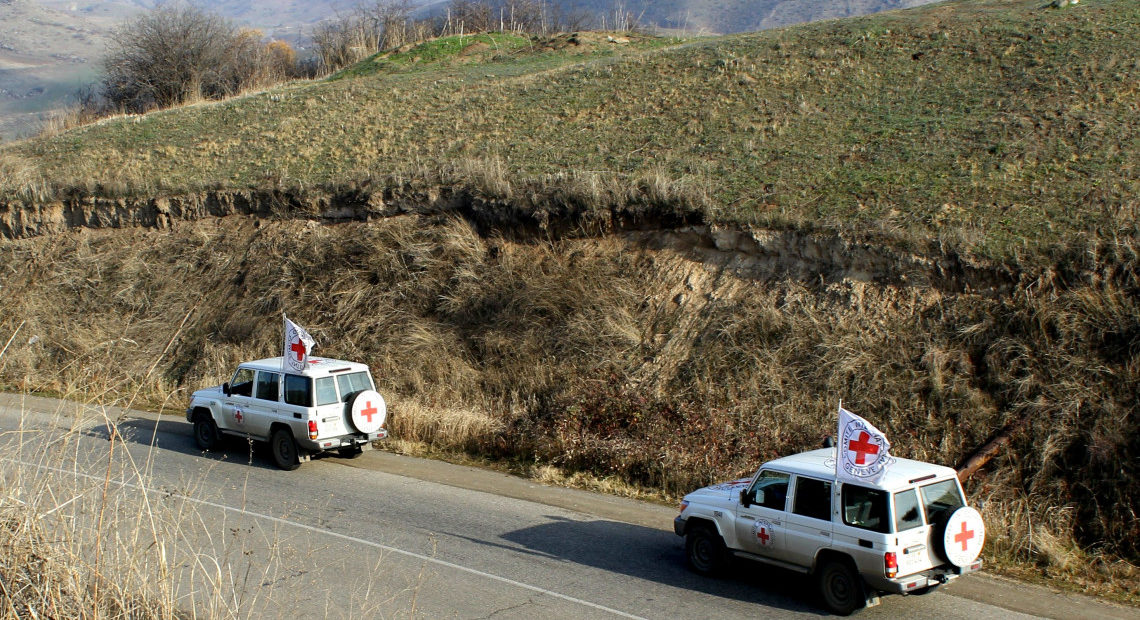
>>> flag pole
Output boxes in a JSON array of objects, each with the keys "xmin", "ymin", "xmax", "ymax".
[
  {"xmin": 281, "ymin": 313, "xmax": 288, "ymax": 371},
  {"xmin": 834, "ymin": 399, "xmax": 842, "ymax": 477}
]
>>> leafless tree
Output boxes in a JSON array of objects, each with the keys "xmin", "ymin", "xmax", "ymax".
[
  {"xmin": 100, "ymin": 5, "xmax": 287, "ymax": 113},
  {"xmin": 312, "ymin": 1, "xmax": 416, "ymax": 73}
]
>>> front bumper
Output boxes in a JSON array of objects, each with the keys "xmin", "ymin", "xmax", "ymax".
[{"xmin": 674, "ymin": 516, "xmax": 687, "ymax": 536}]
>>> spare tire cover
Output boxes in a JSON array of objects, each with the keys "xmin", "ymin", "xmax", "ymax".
[
  {"xmin": 348, "ymin": 390, "xmax": 387, "ymax": 434},
  {"xmin": 941, "ymin": 507, "xmax": 985, "ymax": 567}
]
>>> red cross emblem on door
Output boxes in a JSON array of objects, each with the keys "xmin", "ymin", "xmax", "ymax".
[
  {"xmin": 848, "ymin": 431, "xmax": 880, "ymax": 465},
  {"xmin": 234, "ymin": 409, "xmax": 244, "ymax": 424},
  {"xmin": 757, "ymin": 527, "xmax": 770, "ymax": 545}
]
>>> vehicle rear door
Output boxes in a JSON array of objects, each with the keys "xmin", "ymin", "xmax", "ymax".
[
  {"xmin": 919, "ymin": 478, "xmax": 967, "ymax": 567},
  {"xmin": 784, "ymin": 475, "xmax": 834, "ymax": 570},
  {"xmin": 312, "ymin": 375, "xmax": 350, "ymax": 439},
  {"xmin": 734, "ymin": 470, "xmax": 790, "ymax": 561},
  {"xmin": 893, "ymin": 487, "xmax": 936, "ymax": 576}
]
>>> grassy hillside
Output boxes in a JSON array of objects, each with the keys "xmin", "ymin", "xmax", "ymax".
[
  {"xmin": 4, "ymin": 0, "xmax": 1138, "ymax": 269},
  {"xmin": 0, "ymin": 0, "xmax": 1138, "ymax": 602}
]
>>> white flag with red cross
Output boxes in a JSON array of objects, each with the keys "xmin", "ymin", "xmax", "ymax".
[
  {"xmin": 836, "ymin": 405, "xmax": 895, "ymax": 485},
  {"xmin": 283, "ymin": 316, "xmax": 316, "ymax": 372}
]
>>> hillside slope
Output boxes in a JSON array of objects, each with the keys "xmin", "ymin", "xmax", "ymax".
[
  {"xmin": 0, "ymin": 0, "xmax": 1137, "ymax": 600},
  {"xmin": 0, "ymin": 0, "xmax": 113, "ymax": 141},
  {"xmin": 4, "ymin": 0, "xmax": 1137, "ymax": 268}
]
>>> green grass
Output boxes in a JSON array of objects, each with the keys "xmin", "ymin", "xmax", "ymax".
[{"xmin": 2, "ymin": 0, "xmax": 1138, "ymax": 266}]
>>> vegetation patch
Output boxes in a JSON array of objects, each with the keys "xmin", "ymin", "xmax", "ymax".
[
  {"xmin": 0, "ymin": 0, "xmax": 1137, "ymax": 605},
  {"xmin": 0, "ymin": 216, "xmax": 1135, "ymax": 602}
]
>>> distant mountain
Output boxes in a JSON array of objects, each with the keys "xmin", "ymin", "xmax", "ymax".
[{"xmin": 412, "ymin": 0, "xmax": 945, "ymax": 34}]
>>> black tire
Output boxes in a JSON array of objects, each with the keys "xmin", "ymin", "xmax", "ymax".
[
  {"xmin": 193, "ymin": 414, "xmax": 219, "ymax": 451},
  {"xmin": 270, "ymin": 428, "xmax": 301, "ymax": 471},
  {"xmin": 685, "ymin": 524, "xmax": 729, "ymax": 576},
  {"xmin": 338, "ymin": 446, "xmax": 364, "ymax": 459},
  {"xmin": 818, "ymin": 559, "xmax": 866, "ymax": 616}
]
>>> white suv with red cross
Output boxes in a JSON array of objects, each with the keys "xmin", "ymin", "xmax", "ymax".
[
  {"xmin": 673, "ymin": 448, "xmax": 984, "ymax": 615},
  {"xmin": 186, "ymin": 357, "xmax": 388, "ymax": 470}
]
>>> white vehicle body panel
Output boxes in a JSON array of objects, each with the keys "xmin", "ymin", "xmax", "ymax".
[{"xmin": 675, "ymin": 448, "xmax": 983, "ymax": 608}]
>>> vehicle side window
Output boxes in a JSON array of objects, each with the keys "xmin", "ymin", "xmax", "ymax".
[
  {"xmin": 920, "ymin": 479, "xmax": 965, "ymax": 525},
  {"xmin": 792, "ymin": 477, "xmax": 832, "ymax": 521},
  {"xmin": 842, "ymin": 484, "xmax": 889, "ymax": 533},
  {"xmin": 336, "ymin": 371, "xmax": 373, "ymax": 401},
  {"xmin": 748, "ymin": 471, "xmax": 789, "ymax": 511},
  {"xmin": 315, "ymin": 377, "xmax": 339, "ymax": 406},
  {"xmin": 230, "ymin": 368, "xmax": 254, "ymax": 397},
  {"xmin": 283, "ymin": 374, "xmax": 312, "ymax": 407},
  {"xmin": 255, "ymin": 371, "xmax": 280, "ymax": 402},
  {"xmin": 893, "ymin": 488, "xmax": 924, "ymax": 532}
]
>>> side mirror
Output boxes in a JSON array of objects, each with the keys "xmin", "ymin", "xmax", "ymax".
[
  {"xmin": 740, "ymin": 488, "xmax": 752, "ymax": 508},
  {"xmin": 222, "ymin": 382, "xmax": 231, "ymax": 396}
]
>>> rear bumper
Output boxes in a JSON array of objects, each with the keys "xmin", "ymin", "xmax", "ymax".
[
  {"xmin": 299, "ymin": 429, "xmax": 387, "ymax": 452},
  {"xmin": 871, "ymin": 559, "xmax": 983, "ymax": 594}
]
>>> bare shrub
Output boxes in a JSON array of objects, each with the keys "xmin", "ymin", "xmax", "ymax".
[
  {"xmin": 312, "ymin": 1, "xmax": 415, "ymax": 73},
  {"xmin": 100, "ymin": 5, "xmax": 294, "ymax": 113}
]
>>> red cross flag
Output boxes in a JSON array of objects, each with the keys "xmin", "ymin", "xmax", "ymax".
[
  {"xmin": 836, "ymin": 405, "xmax": 895, "ymax": 485},
  {"xmin": 283, "ymin": 315, "xmax": 317, "ymax": 372}
]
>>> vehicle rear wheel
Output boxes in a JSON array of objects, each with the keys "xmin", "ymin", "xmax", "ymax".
[
  {"xmin": 818, "ymin": 558, "xmax": 866, "ymax": 616},
  {"xmin": 685, "ymin": 524, "xmax": 729, "ymax": 576},
  {"xmin": 193, "ymin": 415, "xmax": 219, "ymax": 451},
  {"xmin": 270, "ymin": 428, "xmax": 301, "ymax": 471}
]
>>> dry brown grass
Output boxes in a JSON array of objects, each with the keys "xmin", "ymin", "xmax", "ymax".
[{"xmin": 1, "ymin": 215, "xmax": 1135, "ymax": 602}]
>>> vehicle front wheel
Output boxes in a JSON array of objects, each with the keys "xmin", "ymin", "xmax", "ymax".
[
  {"xmin": 685, "ymin": 524, "xmax": 729, "ymax": 576},
  {"xmin": 270, "ymin": 428, "xmax": 301, "ymax": 471},
  {"xmin": 193, "ymin": 415, "xmax": 219, "ymax": 451},
  {"xmin": 818, "ymin": 558, "xmax": 866, "ymax": 616}
]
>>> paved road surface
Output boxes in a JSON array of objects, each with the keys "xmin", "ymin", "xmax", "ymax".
[{"xmin": 0, "ymin": 394, "xmax": 1134, "ymax": 619}]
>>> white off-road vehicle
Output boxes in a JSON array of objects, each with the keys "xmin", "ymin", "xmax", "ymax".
[
  {"xmin": 674, "ymin": 448, "xmax": 984, "ymax": 615},
  {"xmin": 186, "ymin": 357, "xmax": 388, "ymax": 470}
]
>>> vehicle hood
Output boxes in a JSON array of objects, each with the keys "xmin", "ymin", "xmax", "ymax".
[
  {"xmin": 684, "ymin": 477, "xmax": 751, "ymax": 506},
  {"xmin": 190, "ymin": 385, "xmax": 224, "ymax": 400}
]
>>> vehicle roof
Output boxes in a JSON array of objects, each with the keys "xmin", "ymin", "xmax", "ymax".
[
  {"xmin": 764, "ymin": 448, "xmax": 959, "ymax": 491},
  {"xmin": 238, "ymin": 357, "xmax": 371, "ymax": 379}
]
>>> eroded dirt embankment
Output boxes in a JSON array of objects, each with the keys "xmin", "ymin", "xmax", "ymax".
[
  {"xmin": 0, "ymin": 192, "xmax": 1136, "ymax": 593},
  {"xmin": 0, "ymin": 189, "xmax": 1023, "ymax": 296}
]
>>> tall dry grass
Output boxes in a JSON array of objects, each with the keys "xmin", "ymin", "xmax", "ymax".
[{"xmin": 0, "ymin": 215, "xmax": 1136, "ymax": 601}]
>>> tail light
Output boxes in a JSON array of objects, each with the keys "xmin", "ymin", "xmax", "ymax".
[
  {"xmin": 884, "ymin": 551, "xmax": 898, "ymax": 578},
  {"xmin": 308, "ymin": 420, "xmax": 318, "ymax": 439}
]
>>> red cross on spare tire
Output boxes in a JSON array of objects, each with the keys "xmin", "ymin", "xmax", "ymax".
[
  {"xmin": 347, "ymin": 390, "xmax": 387, "ymax": 435},
  {"xmin": 940, "ymin": 507, "xmax": 985, "ymax": 567}
]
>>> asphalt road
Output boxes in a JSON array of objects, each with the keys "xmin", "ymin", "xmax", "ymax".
[{"xmin": 0, "ymin": 394, "xmax": 1134, "ymax": 619}]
